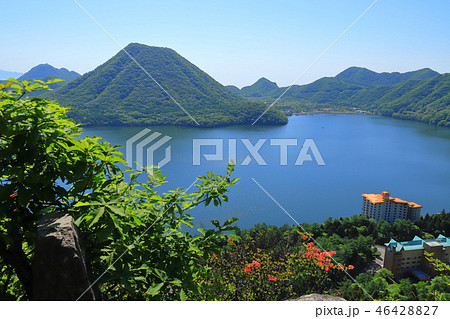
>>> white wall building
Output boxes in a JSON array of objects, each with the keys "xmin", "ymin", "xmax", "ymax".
[{"xmin": 362, "ymin": 191, "xmax": 421, "ymax": 222}]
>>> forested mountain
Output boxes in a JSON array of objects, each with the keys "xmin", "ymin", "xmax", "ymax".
[
  {"xmin": 335, "ymin": 67, "xmax": 439, "ymax": 88},
  {"xmin": 239, "ymin": 77, "xmax": 280, "ymax": 98},
  {"xmin": 229, "ymin": 67, "xmax": 449, "ymax": 127},
  {"xmin": 0, "ymin": 69, "xmax": 23, "ymax": 80},
  {"xmin": 44, "ymin": 43, "xmax": 287, "ymax": 127},
  {"xmin": 357, "ymin": 74, "xmax": 450, "ymax": 126},
  {"xmin": 19, "ymin": 64, "xmax": 80, "ymax": 93},
  {"xmin": 19, "ymin": 63, "xmax": 80, "ymax": 82}
]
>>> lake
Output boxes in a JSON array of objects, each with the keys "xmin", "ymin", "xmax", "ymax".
[{"xmin": 82, "ymin": 114, "xmax": 450, "ymax": 230}]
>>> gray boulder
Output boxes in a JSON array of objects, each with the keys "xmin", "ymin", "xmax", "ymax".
[
  {"xmin": 32, "ymin": 211, "xmax": 101, "ymax": 300},
  {"xmin": 291, "ymin": 293, "xmax": 346, "ymax": 301}
]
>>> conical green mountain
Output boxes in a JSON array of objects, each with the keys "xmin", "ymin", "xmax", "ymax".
[
  {"xmin": 240, "ymin": 77, "xmax": 279, "ymax": 98},
  {"xmin": 44, "ymin": 43, "xmax": 287, "ymax": 127}
]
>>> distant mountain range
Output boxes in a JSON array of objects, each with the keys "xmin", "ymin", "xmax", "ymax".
[
  {"xmin": 43, "ymin": 43, "xmax": 287, "ymax": 127},
  {"xmin": 6, "ymin": 46, "xmax": 449, "ymax": 127},
  {"xmin": 228, "ymin": 67, "xmax": 449, "ymax": 127},
  {"xmin": 0, "ymin": 69, "xmax": 23, "ymax": 80}
]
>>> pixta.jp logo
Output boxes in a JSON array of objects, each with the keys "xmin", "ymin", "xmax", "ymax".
[
  {"xmin": 126, "ymin": 129, "xmax": 325, "ymax": 170},
  {"xmin": 193, "ymin": 138, "xmax": 325, "ymax": 166},
  {"xmin": 126, "ymin": 129, "xmax": 172, "ymax": 170}
]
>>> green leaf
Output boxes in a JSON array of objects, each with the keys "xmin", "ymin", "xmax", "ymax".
[
  {"xmin": 179, "ymin": 289, "xmax": 187, "ymax": 301},
  {"xmin": 146, "ymin": 282, "xmax": 164, "ymax": 296},
  {"xmin": 90, "ymin": 206, "xmax": 105, "ymax": 227}
]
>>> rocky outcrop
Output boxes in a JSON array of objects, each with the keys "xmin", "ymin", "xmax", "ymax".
[
  {"xmin": 32, "ymin": 211, "xmax": 101, "ymax": 300},
  {"xmin": 291, "ymin": 293, "xmax": 346, "ymax": 301}
]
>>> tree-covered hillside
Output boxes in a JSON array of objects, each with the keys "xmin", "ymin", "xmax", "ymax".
[
  {"xmin": 18, "ymin": 64, "xmax": 80, "ymax": 93},
  {"xmin": 19, "ymin": 63, "xmax": 80, "ymax": 83},
  {"xmin": 230, "ymin": 67, "xmax": 449, "ymax": 127},
  {"xmin": 355, "ymin": 74, "xmax": 450, "ymax": 126},
  {"xmin": 335, "ymin": 67, "xmax": 439, "ymax": 88},
  {"xmin": 44, "ymin": 43, "xmax": 287, "ymax": 127}
]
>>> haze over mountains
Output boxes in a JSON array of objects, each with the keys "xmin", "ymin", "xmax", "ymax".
[
  {"xmin": 43, "ymin": 43, "xmax": 287, "ymax": 127},
  {"xmin": 0, "ymin": 69, "xmax": 23, "ymax": 80},
  {"xmin": 229, "ymin": 67, "xmax": 449, "ymax": 127}
]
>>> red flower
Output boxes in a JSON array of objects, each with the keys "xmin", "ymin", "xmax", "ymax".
[
  {"xmin": 348, "ymin": 265, "xmax": 354, "ymax": 270},
  {"xmin": 339, "ymin": 265, "xmax": 344, "ymax": 270},
  {"xmin": 325, "ymin": 267, "xmax": 330, "ymax": 272},
  {"xmin": 337, "ymin": 292, "xmax": 341, "ymax": 295},
  {"xmin": 301, "ymin": 235, "xmax": 308, "ymax": 240},
  {"xmin": 267, "ymin": 275, "xmax": 277, "ymax": 281},
  {"xmin": 252, "ymin": 260, "xmax": 261, "ymax": 268},
  {"xmin": 212, "ymin": 253, "xmax": 217, "ymax": 259},
  {"xmin": 244, "ymin": 267, "xmax": 251, "ymax": 273},
  {"xmin": 10, "ymin": 193, "xmax": 17, "ymax": 199},
  {"xmin": 307, "ymin": 242, "xmax": 314, "ymax": 248}
]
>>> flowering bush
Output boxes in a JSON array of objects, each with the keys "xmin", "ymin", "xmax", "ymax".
[{"xmin": 196, "ymin": 232, "xmax": 350, "ymax": 300}]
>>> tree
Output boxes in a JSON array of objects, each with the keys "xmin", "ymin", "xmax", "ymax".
[{"xmin": 0, "ymin": 79, "xmax": 239, "ymax": 300}]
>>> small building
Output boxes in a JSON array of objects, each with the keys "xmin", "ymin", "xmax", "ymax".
[
  {"xmin": 383, "ymin": 235, "xmax": 450, "ymax": 280},
  {"xmin": 362, "ymin": 191, "xmax": 421, "ymax": 223}
]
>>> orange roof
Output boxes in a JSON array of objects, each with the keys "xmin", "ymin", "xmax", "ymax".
[{"xmin": 362, "ymin": 193, "xmax": 422, "ymax": 208}]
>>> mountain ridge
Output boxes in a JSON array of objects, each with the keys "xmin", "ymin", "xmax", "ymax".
[
  {"xmin": 44, "ymin": 43, "xmax": 287, "ymax": 127},
  {"xmin": 227, "ymin": 67, "xmax": 449, "ymax": 127}
]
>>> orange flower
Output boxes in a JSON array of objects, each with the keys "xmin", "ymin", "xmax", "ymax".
[
  {"xmin": 267, "ymin": 275, "xmax": 277, "ymax": 281},
  {"xmin": 339, "ymin": 265, "xmax": 344, "ymax": 270},
  {"xmin": 227, "ymin": 238, "xmax": 232, "ymax": 241},
  {"xmin": 348, "ymin": 265, "xmax": 354, "ymax": 270},
  {"xmin": 213, "ymin": 253, "xmax": 217, "ymax": 259},
  {"xmin": 10, "ymin": 193, "xmax": 17, "ymax": 199},
  {"xmin": 244, "ymin": 267, "xmax": 251, "ymax": 273},
  {"xmin": 252, "ymin": 260, "xmax": 261, "ymax": 268},
  {"xmin": 325, "ymin": 267, "xmax": 330, "ymax": 271}
]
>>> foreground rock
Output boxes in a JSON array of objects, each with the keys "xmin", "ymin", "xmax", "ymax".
[
  {"xmin": 291, "ymin": 293, "xmax": 346, "ymax": 301},
  {"xmin": 33, "ymin": 212, "xmax": 101, "ymax": 300}
]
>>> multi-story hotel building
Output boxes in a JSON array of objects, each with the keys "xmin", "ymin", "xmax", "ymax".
[
  {"xmin": 384, "ymin": 235, "xmax": 450, "ymax": 280},
  {"xmin": 362, "ymin": 191, "xmax": 422, "ymax": 222}
]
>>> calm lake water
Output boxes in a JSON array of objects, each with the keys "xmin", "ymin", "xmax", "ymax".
[{"xmin": 82, "ymin": 114, "xmax": 450, "ymax": 230}]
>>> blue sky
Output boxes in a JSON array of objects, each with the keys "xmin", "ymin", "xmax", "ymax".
[{"xmin": 2, "ymin": 0, "xmax": 449, "ymax": 87}]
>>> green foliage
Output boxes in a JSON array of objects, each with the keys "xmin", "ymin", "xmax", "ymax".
[
  {"xmin": 0, "ymin": 79, "xmax": 240, "ymax": 300},
  {"xmin": 43, "ymin": 43, "xmax": 287, "ymax": 127}
]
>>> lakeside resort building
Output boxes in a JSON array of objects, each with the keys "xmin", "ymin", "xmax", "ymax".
[
  {"xmin": 383, "ymin": 235, "xmax": 450, "ymax": 280},
  {"xmin": 362, "ymin": 191, "xmax": 422, "ymax": 223}
]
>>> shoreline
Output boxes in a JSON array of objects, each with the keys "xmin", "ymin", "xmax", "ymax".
[{"xmin": 289, "ymin": 110, "xmax": 374, "ymax": 116}]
